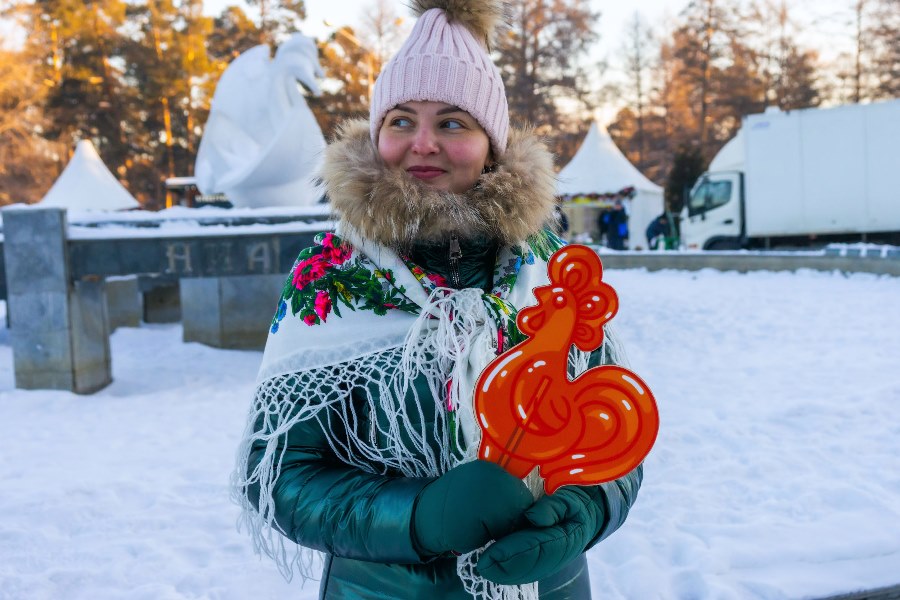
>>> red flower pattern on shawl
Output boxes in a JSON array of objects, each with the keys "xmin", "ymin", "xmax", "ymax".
[
  {"xmin": 313, "ymin": 290, "xmax": 332, "ymax": 322},
  {"xmin": 291, "ymin": 233, "xmax": 353, "ymax": 291}
]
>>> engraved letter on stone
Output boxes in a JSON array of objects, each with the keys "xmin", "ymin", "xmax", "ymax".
[
  {"xmin": 247, "ymin": 242, "xmax": 272, "ymax": 273},
  {"xmin": 166, "ymin": 242, "xmax": 193, "ymax": 274}
]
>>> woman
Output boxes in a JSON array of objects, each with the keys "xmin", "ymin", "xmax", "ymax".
[{"xmin": 232, "ymin": 1, "xmax": 643, "ymax": 598}]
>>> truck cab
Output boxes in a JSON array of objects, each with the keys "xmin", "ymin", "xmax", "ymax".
[
  {"xmin": 682, "ymin": 172, "xmax": 744, "ymax": 250},
  {"xmin": 681, "ymin": 130, "xmax": 746, "ymax": 250}
]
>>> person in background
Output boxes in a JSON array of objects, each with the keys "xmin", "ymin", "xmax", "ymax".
[
  {"xmin": 601, "ymin": 199, "xmax": 628, "ymax": 250},
  {"xmin": 232, "ymin": 1, "xmax": 643, "ymax": 598},
  {"xmin": 646, "ymin": 213, "xmax": 671, "ymax": 249},
  {"xmin": 554, "ymin": 201, "xmax": 569, "ymax": 237}
]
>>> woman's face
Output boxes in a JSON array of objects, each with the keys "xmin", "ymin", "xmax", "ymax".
[{"xmin": 378, "ymin": 101, "xmax": 492, "ymax": 194}]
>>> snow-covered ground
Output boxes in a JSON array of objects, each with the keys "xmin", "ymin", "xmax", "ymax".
[{"xmin": 1, "ymin": 267, "xmax": 899, "ymax": 600}]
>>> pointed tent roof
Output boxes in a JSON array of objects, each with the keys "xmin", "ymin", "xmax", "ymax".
[
  {"xmin": 40, "ymin": 140, "xmax": 140, "ymax": 210},
  {"xmin": 556, "ymin": 122, "xmax": 662, "ymax": 195}
]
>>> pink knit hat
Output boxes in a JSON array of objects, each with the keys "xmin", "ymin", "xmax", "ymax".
[{"xmin": 369, "ymin": 0, "xmax": 509, "ymax": 155}]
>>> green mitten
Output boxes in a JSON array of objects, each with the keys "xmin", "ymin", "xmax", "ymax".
[
  {"xmin": 412, "ymin": 460, "xmax": 533, "ymax": 558},
  {"xmin": 476, "ymin": 485, "xmax": 607, "ymax": 585}
]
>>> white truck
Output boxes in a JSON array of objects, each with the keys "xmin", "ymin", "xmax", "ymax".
[{"xmin": 681, "ymin": 99, "xmax": 900, "ymax": 250}]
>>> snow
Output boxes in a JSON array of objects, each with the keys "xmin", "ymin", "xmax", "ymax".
[
  {"xmin": 0, "ymin": 204, "xmax": 334, "ymax": 242},
  {"xmin": 65, "ymin": 219, "xmax": 337, "ymax": 240},
  {"xmin": 62, "ymin": 204, "xmax": 335, "ymax": 239},
  {"xmin": 1, "ymin": 267, "xmax": 899, "ymax": 600},
  {"xmin": 65, "ymin": 204, "xmax": 331, "ymax": 225}
]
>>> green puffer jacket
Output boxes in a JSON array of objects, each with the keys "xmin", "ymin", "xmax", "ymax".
[{"xmin": 247, "ymin": 236, "xmax": 643, "ymax": 599}]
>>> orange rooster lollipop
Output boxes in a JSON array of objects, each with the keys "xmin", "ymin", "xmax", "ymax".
[{"xmin": 474, "ymin": 244, "xmax": 659, "ymax": 494}]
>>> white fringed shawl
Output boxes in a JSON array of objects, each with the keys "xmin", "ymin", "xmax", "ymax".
[{"xmin": 231, "ymin": 227, "xmax": 619, "ymax": 599}]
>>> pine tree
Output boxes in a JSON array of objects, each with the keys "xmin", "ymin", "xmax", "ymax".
[
  {"xmin": 244, "ymin": 0, "xmax": 306, "ymax": 46},
  {"xmin": 16, "ymin": 0, "xmax": 133, "ymax": 185},
  {"xmin": 122, "ymin": 0, "xmax": 218, "ymax": 207},
  {"xmin": 0, "ymin": 45, "xmax": 65, "ymax": 205},
  {"xmin": 778, "ymin": 46, "xmax": 820, "ymax": 109},
  {"xmin": 207, "ymin": 6, "xmax": 263, "ymax": 63},
  {"xmin": 308, "ymin": 26, "xmax": 372, "ymax": 138},
  {"xmin": 672, "ymin": 0, "xmax": 731, "ymax": 150},
  {"xmin": 662, "ymin": 0, "xmax": 769, "ymax": 159},
  {"xmin": 665, "ymin": 144, "xmax": 706, "ymax": 213}
]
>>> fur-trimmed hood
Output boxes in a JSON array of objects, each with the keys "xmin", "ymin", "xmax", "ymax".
[{"xmin": 321, "ymin": 119, "xmax": 558, "ymax": 249}]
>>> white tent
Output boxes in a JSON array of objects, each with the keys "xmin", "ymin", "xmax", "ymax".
[
  {"xmin": 40, "ymin": 140, "xmax": 139, "ymax": 210},
  {"xmin": 557, "ymin": 122, "xmax": 664, "ymax": 247}
]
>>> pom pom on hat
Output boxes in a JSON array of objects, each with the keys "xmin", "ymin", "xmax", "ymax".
[
  {"xmin": 409, "ymin": 0, "xmax": 506, "ymax": 49},
  {"xmin": 370, "ymin": 0, "xmax": 510, "ymax": 155}
]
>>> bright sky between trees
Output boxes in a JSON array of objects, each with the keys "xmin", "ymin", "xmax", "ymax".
[
  {"xmin": 205, "ymin": 0, "xmax": 857, "ymax": 67},
  {"xmin": 204, "ymin": 0, "xmax": 858, "ymax": 123}
]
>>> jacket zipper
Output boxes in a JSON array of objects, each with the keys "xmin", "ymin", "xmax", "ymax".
[{"xmin": 449, "ymin": 235, "xmax": 462, "ymax": 288}]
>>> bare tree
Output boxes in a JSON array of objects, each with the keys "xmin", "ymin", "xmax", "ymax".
[
  {"xmin": 496, "ymin": 0, "xmax": 600, "ymax": 130},
  {"xmin": 742, "ymin": 0, "xmax": 821, "ymax": 109},
  {"xmin": 852, "ymin": 0, "xmax": 869, "ymax": 102},
  {"xmin": 673, "ymin": 0, "xmax": 736, "ymax": 148},
  {"xmin": 869, "ymin": 0, "xmax": 900, "ymax": 98},
  {"xmin": 359, "ymin": 0, "xmax": 407, "ymax": 69},
  {"xmin": 621, "ymin": 11, "xmax": 656, "ymax": 167},
  {"xmin": 829, "ymin": 0, "xmax": 898, "ymax": 102}
]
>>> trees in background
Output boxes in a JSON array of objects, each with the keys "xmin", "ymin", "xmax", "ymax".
[
  {"xmin": 309, "ymin": 26, "xmax": 373, "ymax": 138},
  {"xmin": 609, "ymin": 0, "xmax": 743, "ymax": 199},
  {"xmin": 865, "ymin": 0, "xmax": 899, "ymax": 99},
  {"xmin": 122, "ymin": 0, "xmax": 217, "ymax": 206},
  {"xmin": 358, "ymin": 0, "xmax": 405, "ymax": 68},
  {"xmin": 874, "ymin": 0, "xmax": 900, "ymax": 98},
  {"xmin": 0, "ymin": 45, "xmax": 65, "ymax": 204},
  {"xmin": 0, "ymin": 1, "xmax": 283, "ymax": 207},
  {"xmin": 607, "ymin": 0, "xmax": 831, "ymax": 210},
  {"xmin": 496, "ymin": 0, "xmax": 599, "ymax": 130},
  {"xmin": 0, "ymin": 0, "xmax": 896, "ymax": 209},
  {"xmin": 207, "ymin": 6, "xmax": 262, "ymax": 63},
  {"xmin": 620, "ymin": 12, "xmax": 655, "ymax": 171},
  {"xmin": 1, "ymin": 0, "xmax": 134, "ymax": 203},
  {"xmin": 310, "ymin": 1, "xmax": 408, "ymax": 139},
  {"xmin": 24, "ymin": 0, "xmax": 133, "ymax": 170},
  {"xmin": 494, "ymin": 0, "xmax": 601, "ymax": 165},
  {"xmin": 802, "ymin": 0, "xmax": 897, "ymax": 104},
  {"xmin": 665, "ymin": 144, "xmax": 706, "ymax": 213},
  {"xmin": 742, "ymin": 0, "xmax": 820, "ymax": 110},
  {"xmin": 243, "ymin": 0, "xmax": 305, "ymax": 46}
]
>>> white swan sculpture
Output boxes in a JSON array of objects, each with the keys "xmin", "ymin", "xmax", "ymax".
[{"xmin": 195, "ymin": 34, "xmax": 326, "ymax": 208}]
